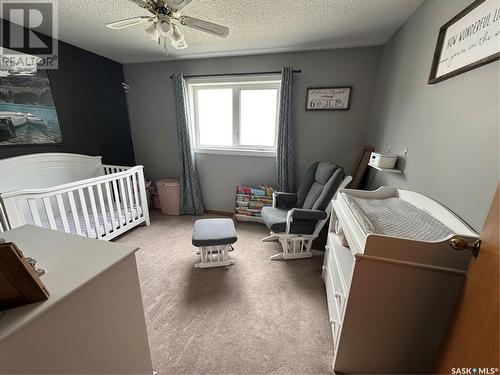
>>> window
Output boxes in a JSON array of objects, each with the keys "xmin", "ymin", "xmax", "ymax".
[{"xmin": 188, "ymin": 76, "xmax": 281, "ymax": 156}]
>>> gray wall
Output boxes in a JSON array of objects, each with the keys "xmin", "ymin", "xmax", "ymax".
[
  {"xmin": 124, "ymin": 48, "xmax": 382, "ymax": 211},
  {"xmin": 366, "ymin": 0, "xmax": 499, "ymax": 231}
]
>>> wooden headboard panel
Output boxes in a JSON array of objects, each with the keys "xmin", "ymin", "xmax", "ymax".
[{"xmin": 0, "ymin": 153, "xmax": 103, "ymax": 194}]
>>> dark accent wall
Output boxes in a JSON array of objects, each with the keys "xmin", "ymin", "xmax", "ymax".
[{"xmin": 0, "ymin": 23, "xmax": 135, "ymax": 165}]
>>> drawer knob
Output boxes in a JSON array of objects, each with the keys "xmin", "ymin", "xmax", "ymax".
[{"xmin": 330, "ymin": 319, "xmax": 338, "ymax": 332}]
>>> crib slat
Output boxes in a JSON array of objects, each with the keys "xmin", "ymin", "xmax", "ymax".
[
  {"xmin": 87, "ymin": 186, "xmax": 101, "ymax": 238},
  {"xmin": 119, "ymin": 177, "xmax": 130, "ymax": 224},
  {"xmin": 96, "ymin": 184, "xmax": 110, "ymax": 236},
  {"xmin": 104, "ymin": 182, "xmax": 117, "ymax": 231},
  {"xmin": 111, "ymin": 179, "xmax": 123, "ymax": 228},
  {"xmin": 42, "ymin": 197, "xmax": 57, "ymax": 230},
  {"xmin": 126, "ymin": 175, "xmax": 134, "ymax": 220},
  {"xmin": 78, "ymin": 188, "xmax": 93, "ymax": 237},
  {"xmin": 56, "ymin": 194, "xmax": 71, "ymax": 233},
  {"xmin": 27, "ymin": 199, "xmax": 42, "ymax": 227},
  {"xmin": 68, "ymin": 191, "xmax": 83, "ymax": 236},
  {"xmin": 132, "ymin": 173, "xmax": 140, "ymax": 219}
]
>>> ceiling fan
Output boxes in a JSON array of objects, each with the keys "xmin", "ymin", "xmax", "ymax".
[{"xmin": 106, "ymin": 0, "xmax": 229, "ymax": 51}]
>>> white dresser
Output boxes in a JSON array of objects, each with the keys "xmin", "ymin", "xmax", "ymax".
[
  {"xmin": 0, "ymin": 225, "xmax": 153, "ymax": 374},
  {"xmin": 323, "ymin": 187, "xmax": 479, "ymax": 374}
]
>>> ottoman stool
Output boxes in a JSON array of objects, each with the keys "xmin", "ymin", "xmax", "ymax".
[{"xmin": 192, "ymin": 218, "xmax": 237, "ymax": 268}]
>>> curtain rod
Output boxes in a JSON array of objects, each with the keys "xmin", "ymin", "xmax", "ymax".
[{"xmin": 169, "ymin": 69, "xmax": 301, "ymax": 79}]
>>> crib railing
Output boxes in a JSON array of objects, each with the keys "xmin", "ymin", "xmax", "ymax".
[
  {"xmin": 0, "ymin": 165, "xmax": 150, "ymax": 240},
  {"xmin": 0, "ymin": 204, "xmax": 7, "ymax": 233},
  {"xmin": 102, "ymin": 164, "xmax": 131, "ymax": 175}
]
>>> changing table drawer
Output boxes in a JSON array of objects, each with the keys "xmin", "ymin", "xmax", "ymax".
[
  {"xmin": 323, "ymin": 263, "xmax": 342, "ymax": 353},
  {"xmin": 325, "ymin": 241, "xmax": 347, "ymax": 319},
  {"xmin": 328, "ymin": 232, "xmax": 355, "ymax": 290}
]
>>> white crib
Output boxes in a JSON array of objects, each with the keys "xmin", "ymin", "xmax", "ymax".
[{"xmin": 0, "ymin": 153, "xmax": 150, "ymax": 240}]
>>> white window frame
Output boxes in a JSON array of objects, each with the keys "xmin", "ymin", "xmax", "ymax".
[{"xmin": 187, "ymin": 75, "xmax": 281, "ymax": 157}]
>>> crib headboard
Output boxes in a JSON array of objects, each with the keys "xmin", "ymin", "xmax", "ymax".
[{"xmin": 0, "ymin": 153, "xmax": 103, "ymax": 194}]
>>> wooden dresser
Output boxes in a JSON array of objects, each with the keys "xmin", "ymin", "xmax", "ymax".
[{"xmin": 323, "ymin": 187, "xmax": 478, "ymax": 374}]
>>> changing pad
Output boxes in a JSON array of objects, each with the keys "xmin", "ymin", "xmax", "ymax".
[{"xmin": 341, "ymin": 193, "xmax": 453, "ymax": 241}]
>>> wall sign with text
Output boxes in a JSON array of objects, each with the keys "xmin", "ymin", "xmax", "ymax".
[
  {"xmin": 306, "ymin": 87, "xmax": 351, "ymax": 110},
  {"xmin": 429, "ymin": 0, "xmax": 500, "ymax": 84}
]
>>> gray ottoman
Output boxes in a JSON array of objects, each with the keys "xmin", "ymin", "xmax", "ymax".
[{"xmin": 192, "ymin": 218, "xmax": 237, "ymax": 268}]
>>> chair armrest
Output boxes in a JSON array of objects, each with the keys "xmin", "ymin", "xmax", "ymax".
[
  {"xmin": 289, "ymin": 208, "xmax": 327, "ymax": 221},
  {"xmin": 273, "ymin": 192, "xmax": 297, "ymax": 208}
]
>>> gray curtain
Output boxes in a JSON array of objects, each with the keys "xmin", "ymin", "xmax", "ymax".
[
  {"xmin": 172, "ymin": 73, "xmax": 204, "ymax": 215},
  {"xmin": 276, "ymin": 67, "xmax": 295, "ymax": 193}
]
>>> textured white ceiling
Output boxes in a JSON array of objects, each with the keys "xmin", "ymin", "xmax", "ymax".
[{"xmin": 11, "ymin": 0, "xmax": 424, "ymax": 63}]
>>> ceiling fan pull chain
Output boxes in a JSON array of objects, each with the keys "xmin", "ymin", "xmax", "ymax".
[{"xmin": 163, "ymin": 39, "xmax": 169, "ymax": 55}]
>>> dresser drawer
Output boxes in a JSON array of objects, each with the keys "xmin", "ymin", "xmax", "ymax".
[
  {"xmin": 328, "ymin": 232, "xmax": 355, "ymax": 290},
  {"xmin": 325, "ymin": 246, "xmax": 347, "ymax": 319},
  {"xmin": 323, "ymin": 264, "xmax": 342, "ymax": 352}
]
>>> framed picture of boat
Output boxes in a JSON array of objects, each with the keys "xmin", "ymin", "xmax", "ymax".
[{"xmin": 0, "ymin": 59, "xmax": 62, "ymax": 146}]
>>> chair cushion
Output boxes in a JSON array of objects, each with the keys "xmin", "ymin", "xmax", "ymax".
[
  {"xmin": 299, "ymin": 162, "xmax": 345, "ymax": 210},
  {"xmin": 315, "ymin": 162, "xmax": 340, "ymax": 184},
  {"xmin": 302, "ymin": 182, "xmax": 324, "ymax": 209},
  {"xmin": 296, "ymin": 162, "xmax": 319, "ymax": 208},
  {"xmin": 192, "ymin": 218, "xmax": 237, "ymax": 247},
  {"xmin": 261, "ymin": 206, "xmax": 316, "ymax": 235},
  {"xmin": 312, "ymin": 168, "xmax": 344, "ymax": 211},
  {"xmin": 274, "ymin": 192, "xmax": 297, "ymax": 209}
]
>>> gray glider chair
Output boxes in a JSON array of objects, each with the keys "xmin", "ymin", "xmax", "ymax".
[{"xmin": 261, "ymin": 161, "xmax": 352, "ymax": 260}]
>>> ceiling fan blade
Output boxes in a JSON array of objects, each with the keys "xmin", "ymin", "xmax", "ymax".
[
  {"xmin": 106, "ymin": 16, "xmax": 152, "ymax": 30},
  {"xmin": 164, "ymin": 0, "xmax": 192, "ymax": 11},
  {"xmin": 179, "ymin": 16, "xmax": 229, "ymax": 38},
  {"xmin": 128, "ymin": 0, "xmax": 148, "ymax": 7}
]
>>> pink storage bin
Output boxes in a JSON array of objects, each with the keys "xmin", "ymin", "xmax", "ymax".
[{"xmin": 156, "ymin": 179, "xmax": 180, "ymax": 215}]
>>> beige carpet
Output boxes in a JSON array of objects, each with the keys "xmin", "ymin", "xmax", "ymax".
[{"xmin": 117, "ymin": 210, "xmax": 334, "ymax": 374}]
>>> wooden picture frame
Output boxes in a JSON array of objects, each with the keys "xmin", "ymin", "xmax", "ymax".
[
  {"xmin": 428, "ymin": 0, "xmax": 500, "ymax": 84},
  {"xmin": 306, "ymin": 87, "xmax": 351, "ymax": 110},
  {"xmin": 350, "ymin": 145, "xmax": 375, "ymax": 189},
  {"xmin": 0, "ymin": 241, "xmax": 49, "ymax": 311}
]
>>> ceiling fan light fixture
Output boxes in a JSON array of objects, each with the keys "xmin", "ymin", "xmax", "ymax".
[
  {"xmin": 159, "ymin": 18, "xmax": 171, "ymax": 34},
  {"xmin": 172, "ymin": 38, "xmax": 188, "ymax": 49},
  {"xmin": 170, "ymin": 24, "xmax": 183, "ymax": 43},
  {"xmin": 145, "ymin": 22, "xmax": 157, "ymax": 37},
  {"xmin": 168, "ymin": 24, "xmax": 188, "ymax": 49}
]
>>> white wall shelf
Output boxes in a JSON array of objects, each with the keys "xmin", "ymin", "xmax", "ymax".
[{"xmin": 368, "ymin": 162, "xmax": 403, "ymax": 174}]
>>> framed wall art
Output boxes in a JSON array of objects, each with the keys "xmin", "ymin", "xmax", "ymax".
[
  {"xmin": 0, "ymin": 53, "xmax": 62, "ymax": 146},
  {"xmin": 305, "ymin": 87, "xmax": 351, "ymax": 110},
  {"xmin": 429, "ymin": 0, "xmax": 500, "ymax": 84}
]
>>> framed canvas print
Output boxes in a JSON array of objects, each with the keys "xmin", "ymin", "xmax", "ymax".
[
  {"xmin": 306, "ymin": 87, "xmax": 351, "ymax": 110},
  {"xmin": 0, "ymin": 52, "xmax": 63, "ymax": 146},
  {"xmin": 429, "ymin": 0, "xmax": 500, "ymax": 84}
]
